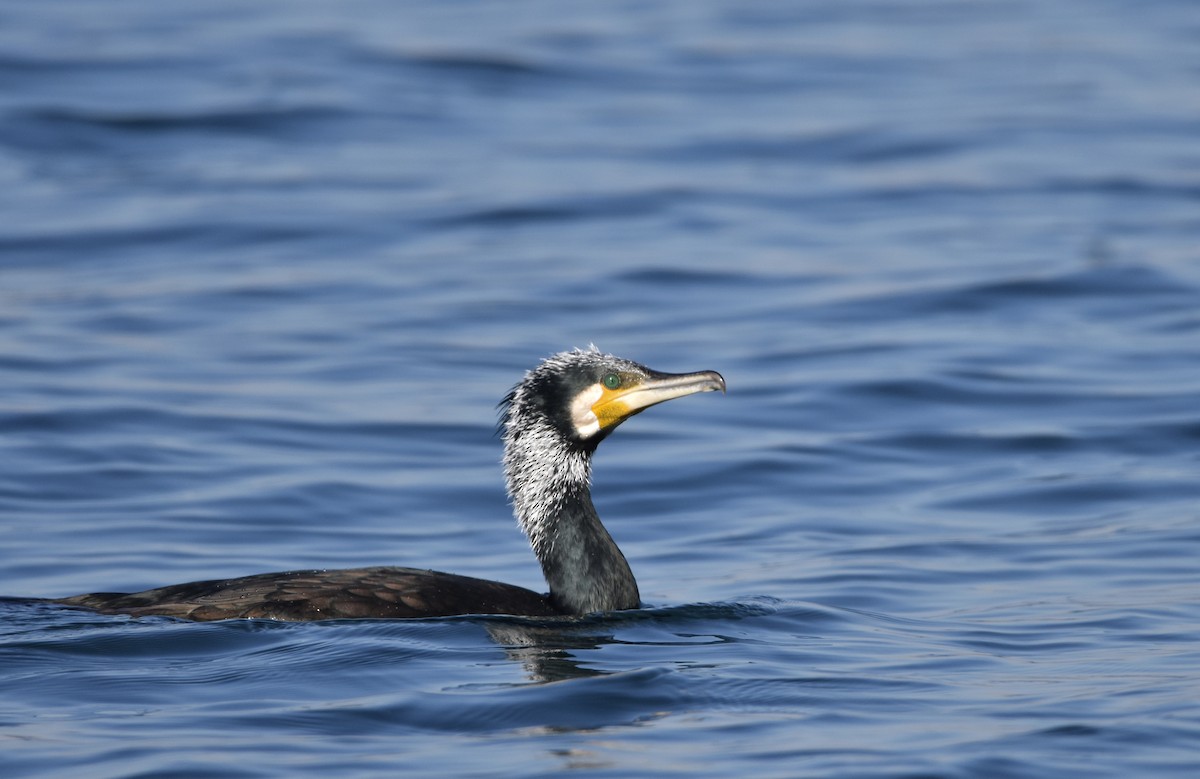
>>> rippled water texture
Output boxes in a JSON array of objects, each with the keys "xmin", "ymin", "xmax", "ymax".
[{"xmin": 3, "ymin": 1, "xmax": 1200, "ymax": 777}]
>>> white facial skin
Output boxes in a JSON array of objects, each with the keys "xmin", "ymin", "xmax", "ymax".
[{"xmin": 569, "ymin": 384, "xmax": 604, "ymax": 439}]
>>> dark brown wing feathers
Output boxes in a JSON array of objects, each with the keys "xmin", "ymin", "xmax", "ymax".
[{"xmin": 57, "ymin": 567, "xmax": 562, "ymax": 621}]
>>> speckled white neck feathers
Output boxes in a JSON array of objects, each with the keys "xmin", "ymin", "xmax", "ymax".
[{"xmin": 499, "ymin": 349, "xmax": 640, "ymax": 614}]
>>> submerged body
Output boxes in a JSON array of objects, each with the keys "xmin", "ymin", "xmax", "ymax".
[
  {"xmin": 58, "ymin": 567, "xmax": 560, "ymax": 620},
  {"xmin": 56, "ymin": 348, "xmax": 724, "ymax": 621}
]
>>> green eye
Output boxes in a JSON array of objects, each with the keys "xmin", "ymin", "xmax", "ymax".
[{"xmin": 602, "ymin": 373, "xmax": 621, "ymax": 390}]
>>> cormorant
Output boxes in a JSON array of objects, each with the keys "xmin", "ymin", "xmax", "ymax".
[{"xmin": 55, "ymin": 348, "xmax": 725, "ymax": 621}]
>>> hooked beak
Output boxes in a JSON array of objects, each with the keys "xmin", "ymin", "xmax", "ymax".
[{"xmin": 593, "ymin": 369, "xmax": 726, "ymax": 431}]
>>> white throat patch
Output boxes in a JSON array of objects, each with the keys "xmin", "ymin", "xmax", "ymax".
[{"xmin": 569, "ymin": 384, "xmax": 603, "ymax": 439}]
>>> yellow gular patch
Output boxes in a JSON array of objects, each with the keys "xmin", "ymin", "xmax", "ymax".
[{"xmin": 591, "ymin": 383, "xmax": 636, "ymax": 431}]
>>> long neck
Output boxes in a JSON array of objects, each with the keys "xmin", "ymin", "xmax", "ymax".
[{"xmin": 503, "ymin": 419, "xmax": 639, "ymax": 615}]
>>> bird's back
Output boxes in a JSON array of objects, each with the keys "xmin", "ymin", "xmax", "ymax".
[{"xmin": 57, "ymin": 566, "xmax": 562, "ymax": 621}]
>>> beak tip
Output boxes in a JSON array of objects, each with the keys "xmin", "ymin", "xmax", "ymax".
[{"xmin": 709, "ymin": 371, "xmax": 727, "ymax": 395}]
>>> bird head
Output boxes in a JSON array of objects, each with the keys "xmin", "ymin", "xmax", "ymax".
[{"xmin": 501, "ymin": 348, "xmax": 725, "ymax": 451}]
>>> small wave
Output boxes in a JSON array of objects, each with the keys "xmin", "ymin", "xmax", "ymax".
[
  {"xmin": 424, "ymin": 189, "xmax": 693, "ymax": 229},
  {"xmin": 655, "ymin": 126, "xmax": 969, "ymax": 165},
  {"xmin": 812, "ymin": 264, "xmax": 1196, "ymax": 324},
  {"xmin": 352, "ymin": 46, "xmax": 558, "ymax": 79},
  {"xmin": 20, "ymin": 104, "xmax": 345, "ymax": 134}
]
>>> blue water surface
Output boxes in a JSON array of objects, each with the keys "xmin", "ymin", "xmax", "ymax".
[{"xmin": 3, "ymin": 1, "xmax": 1200, "ymax": 777}]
